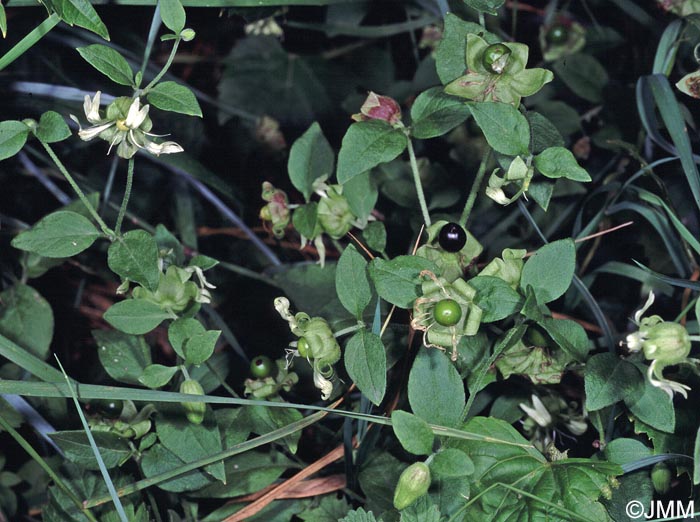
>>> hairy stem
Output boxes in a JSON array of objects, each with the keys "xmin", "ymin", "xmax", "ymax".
[
  {"xmin": 460, "ymin": 148, "xmax": 492, "ymax": 226},
  {"xmin": 406, "ymin": 137, "xmax": 432, "ymax": 228},
  {"xmin": 143, "ymin": 37, "xmax": 181, "ymax": 93},
  {"xmin": 115, "ymin": 158, "xmax": 135, "ymax": 235},
  {"xmin": 41, "ymin": 141, "xmax": 114, "ymax": 237}
]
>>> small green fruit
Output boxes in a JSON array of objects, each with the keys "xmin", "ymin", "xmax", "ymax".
[
  {"xmin": 250, "ymin": 355, "xmax": 275, "ymax": 378},
  {"xmin": 482, "ymin": 43, "xmax": 512, "ymax": 74},
  {"xmin": 546, "ymin": 24, "xmax": 569, "ymax": 45},
  {"xmin": 393, "ymin": 462, "xmax": 431, "ymax": 511},
  {"xmin": 297, "ymin": 337, "xmax": 312, "ymax": 358},
  {"xmin": 180, "ymin": 379, "xmax": 206, "ymax": 424},
  {"xmin": 434, "ymin": 299, "xmax": 462, "ymax": 327}
]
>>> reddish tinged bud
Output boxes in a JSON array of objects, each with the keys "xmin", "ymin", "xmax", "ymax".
[{"xmin": 352, "ymin": 92, "xmax": 402, "ymax": 125}]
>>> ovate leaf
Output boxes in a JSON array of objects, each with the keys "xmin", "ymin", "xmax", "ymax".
[
  {"xmin": 159, "ymin": 0, "xmax": 185, "ymax": 33},
  {"xmin": 519, "ymin": 239, "xmax": 575, "ymax": 304},
  {"xmin": 336, "ymin": 120, "xmax": 407, "ymax": 184},
  {"xmin": 534, "ymin": 146, "xmax": 591, "ymax": 182},
  {"xmin": 147, "ymin": 81, "xmax": 202, "ymax": 117},
  {"xmin": 103, "ymin": 299, "xmax": 171, "ymax": 335},
  {"xmin": 410, "ymin": 87, "xmax": 471, "ymax": 139},
  {"xmin": 468, "ymin": 102, "xmax": 530, "ymax": 156},
  {"xmin": 93, "ymin": 329, "xmax": 152, "ymax": 385},
  {"xmin": 336, "ymin": 244, "xmax": 372, "ymax": 319},
  {"xmin": 35, "ymin": 111, "xmax": 71, "ymax": 143},
  {"xmin": 11, "ymin": 211, "xmax": 100, "ymax": 258},
  {"xmin": 77, "ymin": 44, "xmax": 134, "ymax": 86},
  {"xmin": 0, "ymin": 120, "xmax": 29, "ymax": 161},
  {"xmin": 0, "ymin": 284, "xmax": 54, "ymax": 359},
  {"xmin": 344, "ymin": 330, "xmax": 386, "ymax": 406},
  {"xmin": 391, "ymin": 410, "xmax": 434, "ymax": 455},
  {"xmin": 288, "ymin": 122, "xmax": 334, "ymax": 201},
  {"xmin": 107, "ymin": 230, "xmax": 160, "ymax": 291}
]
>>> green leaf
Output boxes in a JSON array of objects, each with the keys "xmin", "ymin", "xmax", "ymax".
[
  {"xmin": 336, "ymin": 120, "xmax": 407, "ymax": 184},
  {"xmin": 408, "ymin": 347, "xmax": 465, "ymax": 428},
  {"xmin": 528, "ymin": 181, "xmax": 554, "ymax": 211},
  {"xmin": 159, "ymin": 0, "xmax": 185, "ymax": 33},
  {"xmin": 103, "ymin": 299, "xmax": 171, "ymax": 335},
  {"xmin": 694, "ymin": 426, "xmax": 700, "ymax": 485},
  {"xmin": 368, "ymin": 255, "xmax": 437, "ymax": 309},
  {"xmin": 464, "ymin": 0, "xmax": 505, "ymax": 14},
  {"xmin": 139, "ymin": 364, "xmax": 179, "ymax": 389},
  {"xmin": 410, "ymin": 87, "xmax": 471, "ymax": 139},
  {"xmin": 243, "ymin": 405, "xmax": 302, "ymax": 454},
  {"xmin": 519, "ymin": 239, "xmax": 575, "ymax": 304},
  {"xmin": 430, "ymin": 448, "xmax": 474, "ymax": 478},
  {"xmin": 468, "ymin": 102, "xmax": 530, "ymax": 156},
  {"xmin": 141, "ymin": 443, "xmax": 212, "ymax": 492},
  {"xmin": 626, "ymin": 365, "xmax": 675, "ymax": 433},
  {"xmin": 534, "ymin": 147, "xmax": 591, "ymax": 182},
  {"xmin": 584, "ymin": 353, "xmax": 644, "ymax": 411},
  {"xmin": 539, "ymin": 317, "xmax": 590, "ymax": 362},
  {"xmin": 93, "ymin": 329, "xmax": 152, "ymax": 385},
  {"xmin": 604, "ymin": 438, "xmax": 652, "ymax": 465},
  {"xmin": 288, "ymin": 122, "xmax": 334, "ymax": 201},
  {"xmin": 391, "ymin": 410, "xmax": 434, "ymax": 455},
  {"xmin": 362, "ymin": 221, "xmax": 386, "ymax": 253},
  {"xmin": 339, "ymin": 508, "xmax": 378, "ymax": 522},
  {"xmin": 51, "ymin": 0, "xmax": 109, "ymax": 39},
  {"xmin": 156, "ymin": 409, "xmax": 225, "ymax": 483},
  {"xmin": 11, "ymin": 210, "xmax": 100, "ymax": 258},
  {"xmin": 344, "ymin": 330, "xmax": 386, "ymax": 406},
  {"xmin": 336, "ymin": 244, "xmax": 372, "ymax": 319},
  {"xmin": 49, "ymin": 431, "xmax": 131, "ymax": 470},
  {"xmin": 435, "ymin": 13, "xmax": 498, "ymax": 84},
  {"xmin": 183, "ymin": 330, "xmax": 221, "ymax": 366},
  {"xmin": 400, "ymin": 497, "xmax": 441, "ymax": 522},
  {"xmin": 147, "ymin": 81, "xmax": 202, "ymax": 117},
  {"xmin": 108, "ymin": 230, "xmax": 160, "ymax": 291},
  {"xmin": 446, "ymin": 417, "xmax": 621, "ymax": 520},
  {"xmin": 168, "ymin": 318, "xmax": 205, "ymax": 359},
  {"xmin": 0, "ymin": 284, "xmax": 54, "ymax": 359},
  {"xmin": 77, "ymin": 44, "xmax": 134, "ymax": 86},
  {"xmin": 526, "ymin": 111, "xmax": 565, "ymax": 154},
  {"xmin": 343, "ymin": 171, "xmax": 378, "ymax": 221},
  {"xmin": 292, "ymin": 202, "xmax": 320, "ymax": 239},
  {"xmin": 0, "ymin": 120, "xmax": 29, "ymax": 161},
  {"xmin": 35, "ymin": 111, "xmax": 71, "ymax": 143},
  {"xmin": 553, "ymin": 53, "xmax": 608, "ymax": 103},
  {"xmin": 470, "ymin": 276, "xmax": 523, "ymax": 322}
]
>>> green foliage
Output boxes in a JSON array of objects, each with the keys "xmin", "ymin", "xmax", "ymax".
[{"xmin": 2, "ymin": 3, "xmax": 699, "ymax": 521}]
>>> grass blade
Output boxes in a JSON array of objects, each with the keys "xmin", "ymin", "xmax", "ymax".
[{"xmin": 0, "ymin": 13, "xmax": 60, "ymax": 71}]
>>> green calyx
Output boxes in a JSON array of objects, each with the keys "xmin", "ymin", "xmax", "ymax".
[
  {"xmin": 412, "ymin": 273, "xmax": 483, "ymax": 361},
  {"xmin": 179, "ymin": 379, "xmax": 206, "ymax": 424},
  {"xmin": 445, "ymin": 33, "xmax": 553, "ymax": 106},
  {"xmin": 478, "ymin": 248, "xmax": 527, "ymax": 289},
  {"xmin": 133, "ymin": 265, "xmax": 199, "ymax": 313},
  {"xmin": 317, "ymin": 185, "xmax": 356, "ymax": 239}
]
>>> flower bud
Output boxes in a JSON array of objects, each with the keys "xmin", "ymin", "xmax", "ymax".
[
  {"xmin": 352, "ymin": 92, "xmax": 402, "ymax": 125},
  {"xmin": 180, "ymin": 28, "xmax": 196, "ymax": 41},
  {"xmin": 651, "ymin": 463, "xmax": 672, "ymax": 495},
  {"xmin": 180, "ymin": 379, "xmax": 206, "ymax": 424},
  {"xmin": 260, "ymin": 182, "xmax": 290, "ymax": 238},
  {"xmin": 393, "ymin": 462, "xmax": 431, "ymax": 511},
  {"xmin": 317, "ymin": 187, "xmax": 355, "ymax": 239}
]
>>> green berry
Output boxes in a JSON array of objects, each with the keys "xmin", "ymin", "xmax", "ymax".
[
  {"xmin": 651, "ymin": 463, "xmax": 672, "ymax": 495},
  {"xmin": 434, "ymin": 299, "xmax": 462, "ymax": 327},
  {"xmin": 92, "ymin": 399, "xmax": 123, "ymax": 418},
  {"xmin": 250, "ymin": 355, "xmax": 275, "ymax": 378},
  {"xmin": 297, "ymin": 337, "xmax": 312, "ymax": 358},
  {"xmin": 482, "ymin": 43, "xmax": 512, "ymax": 74},
  {"xmin": 525, "ymin": 325, "xmax": 551, "ymax": 348},
  {"xmin": 546, "ymin": 24, "xmax": 569, "ymax": 45}
]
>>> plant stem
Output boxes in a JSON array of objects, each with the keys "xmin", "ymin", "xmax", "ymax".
[
  {"xmin": 143, "ymin": 37, "xmax": 181, "ymax": 93},
  {"xmin": 40, "ymin": 141, "xmax": 114, "ymax": 237},
  {"xmin": 460, "ymin": 148, "xmax": 492, "ymax": 226},
  {"xmin": 333, "ymin": 323, "xmax": 365, "ymax": 338},
  {"xmin": 115, "ymin": 158, "xmax": 135, "ymax": 235},
  {"xmin": 478, "ymin": 12, "xmax": 486, "ymax": 27},
  {"xmin": 406, "ymin": 137, "xmax": 432, "ymax": 228}
]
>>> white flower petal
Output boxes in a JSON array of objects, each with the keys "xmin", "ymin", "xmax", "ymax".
[
  {"xmin": 85, "ymin": 91, "xmax": 102, "ymax": 123},
  {"xmin": 313, "ymin": 371, "xmax": 333, "ymax": 400},
  {"xmin": 144, "ymin": 140, "xmax": 184, "ymax": 156},
  {"xmin": 77, "ymin": 121, "xmax": 115, "ymax": 141},
  {"xmin": 520, "ymin": 395, "xmax": 552, "ymax": 427},
  {"xmin": 125, "ymin": 98, "xmax": 149, "ymax": 129},
  {"xmin": 634, "ymin": 292, "xmax": 655, "ymax": 324}
]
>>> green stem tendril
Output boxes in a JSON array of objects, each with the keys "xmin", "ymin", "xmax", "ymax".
[
  {"xmin": 460, "ymin": 148, "xmax": 492, "ymax": 227},
  {"xmin": 115, "ymin": 158, "xmax": 135, "ymax": 235},
  {"xmin": 143, "ymin": 36, "xmax": 181, "ymax": 93},
  {"xmin": 40, "ymin": 141, "xmax": 114, "ymax": 237},
  {"xmin": 406, "ymin": 137, "xmax": 432, "ymax": 228}
]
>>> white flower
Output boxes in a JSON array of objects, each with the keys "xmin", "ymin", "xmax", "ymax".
[
  {"xmin": 313, "ymin": 370, "xmax": 334, "ymax": 400},
  {"xmin": 70, "ymin": 93, "xmax": 183, "ymax": 159},
  {"xmin": 520, "ymin": 395, "xmax": 552, "ymax": 428}
]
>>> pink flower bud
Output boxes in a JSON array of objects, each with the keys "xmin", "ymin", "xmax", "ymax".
[{"xmin": 352, "ymin": 92, "xmax": 402, "ymax": 125}]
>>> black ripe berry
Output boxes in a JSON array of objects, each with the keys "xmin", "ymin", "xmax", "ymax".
[{"xmin": 438, "ymin": 222, "xmax": 467, "ymax": 252}]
